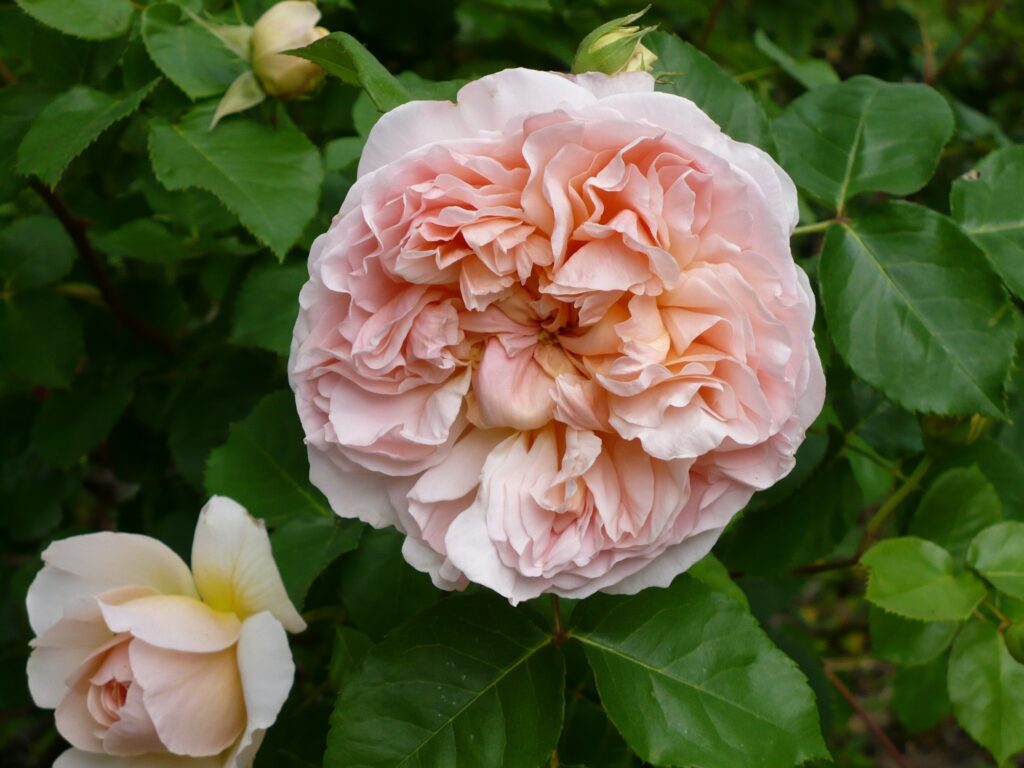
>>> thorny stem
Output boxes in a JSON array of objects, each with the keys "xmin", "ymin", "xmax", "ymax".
[
  {"xmin": 792, "ymin": 220, "xmax": 834, "ymax": 237},
  {"xmin": 926, "ymin": 0, "xmax": 1004, "ymax": 84},
  {"xmin": 823, "ymin": 661, "xmax": 912, "ymax": 768},
  {"xmin": 842, "ymin": 441, "xmax": 907, "ymax": 480},
  {"xmin": 30, "ymin": 180, "xmax": 175, "ymax": 351},
  {"xmin": 983, "ymin": 599, "xmax": 1010, "ymax": 627},
  {"xmin": 696, "ymin": 0, "xmax": 728, "ymax": 51},
  {"xmin": 862, "ymin": 456, "xmax": 933, "ymax": 543},
  {"xmin": 785, "ymin": 454, "xmax": 932, "ymax": 576},
  {"xmin": 550, "ymin": 594, "xmax": 565, "ymax": 644}
]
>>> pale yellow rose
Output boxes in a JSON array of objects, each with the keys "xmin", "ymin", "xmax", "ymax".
[{"xmin": 26, "ymin": 497, "xmax": 305, "ymax": 768}]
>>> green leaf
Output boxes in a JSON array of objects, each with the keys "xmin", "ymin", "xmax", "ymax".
[
  {"xmin": 773, "ymin": 76, "xmax": 953, "ymax": 211},
  {"xmin": 337, "ymin": 527, "xmax": 439, "ymax": 640},
  {"xmin": 0, "ymin": 290, "xmax": 83, "ymax": 388},
  {"xmin": 323, "ymin": 136, "xmax": 365, "ymax": 172},
  {"xmin": 329, "ymin": 626, "xmax": 372, "ymax": 690},
  {"xmin": 868, "ymin": 606, "xmax": 956, "ymax": 666},
  {"xmin": 287, "ymin": 32, "xmax": 410, "ymax": 112},
  {"xmin": 14, "ymin": 0, "xmax": 134, "ymax": 41},
  {"xmin": 647, "ymin": 31, "xmax": 773, "ymax": 151},
  {"xmin": 206, "ymin": 390, "xmax": 331, "ymax": 524},
  {"xmin": 910, "ymin": 466, "xmax": 1003, "ymax": 565},
  {"xmin": 951, "ymin": 144, "xmax": 1024, "ymax": 299},
  {"xmin": 141, "ymin": 3, "xmax": 248, "ymax": 100},
  {"xmin": 572, "ymin": 576, "xmax": 827, "ymax": 768},
  {"xmin": 559, "ymin": 695, "xmax": 634, "ymax": 768},
  {"xmin": 326, "ymin": 594, "xmax": 564, "ymax": 768},
  {"xmin": 689, "ymin": 554, "xmax": 749, "ymax": 608},
  {"xmin": 892, "ymin": 654, "xmax": 950, "ymax": 733},
  {"xmin": 967, "ymin": 521, "xmax": 1024, "ymax": 600},
  {"xmin": 860, "ymin": 537, "xmax": 987, "ymax": 621},
  {"xmin": 270, "ymin": 516, "xmax": 362, "ymax": 609},
  {"xmin": 934, "ymin": 437, "xmax": 1024, "ymax": 521},
  {"xmin": 148, "ymin": 107, "xmax": 322, "ymax": 258},
  {"xmin": 0, "ymin": 216, "xmax": 75, "ymax": 290},
  {"xmin": 92, "ymin": 219, "xmax": 195, "ymax": 264},
  {"xmin": 230, "ymin": 263, "xmax": 307, "ymax": 356},
  {"xmin": 820, "ymin": 202, "xmax": 1015, "ymax": 418},
  {"xmin": 948, "ymin": 620, "xmax": 1024, "ymax": 763},
  {"xmin": 17, "ymin": 81, "xmax": 158, "ymax": 186},
  {"xmin": 0, "ymin": 86, "xmax": 50, "ymax": 202},
  {"xmin": 30, "ymin": 372, "xmax": 133, "ymax": 468},
  {"xmin": 753, "ymin": 29, "xmax": 838, "ymax": 90}
]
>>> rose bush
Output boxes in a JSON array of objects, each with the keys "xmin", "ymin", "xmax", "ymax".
[
  {"xmin": 290, "ymin": 68, "xmax": 825, "ymax": 602},
  {"xmin": 26, "ymin": 498, "xmax": 304, "ymax": 768}
]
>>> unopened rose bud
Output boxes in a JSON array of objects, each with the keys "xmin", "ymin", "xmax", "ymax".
[
  {"xmin": 572, "ymin": 7, "xmax": 658, "ymax": 76},
  {"xmin": 252, "ymin": 1, "xmax": 329, "ymax": 98}
]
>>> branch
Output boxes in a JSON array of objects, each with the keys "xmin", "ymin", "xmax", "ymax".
[
  {"xmin": 30, "ymin": 180, "xmax": 175, "ymax": 351},
  {"xmin": 696, "ymin": 0, "xmax": 727, "ymax": 51},
  {"xmin": 926, "ymin": 0, "xmax": 1004, "ymax": 84},
  {"xmin": 824, "ymin": 662, "xmax": 912, "ymax": 768}
]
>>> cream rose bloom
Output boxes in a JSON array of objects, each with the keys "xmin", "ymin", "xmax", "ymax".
[
  {"xmin": 289, "ymin": 69, "xmax": 825, "ymax": 603},
  {"xmin": 26, "ymin": 497, "xmax": 305, "ymax": 768}
]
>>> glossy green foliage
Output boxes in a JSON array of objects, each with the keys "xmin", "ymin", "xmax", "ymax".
[
  {"xmin": 326, "ymin": 594, "xmax": 564, "ymax": 768},
  {"xmin": 774, "ymin": 77, "xmax": 953, "ymax": 212},
  {"xmin": 573, "ymin": 578, "xmax": 828, "ymax": 768},
  {"xmin": 820, "ymin": 203, "xmax": 1015, "ymax": 417}
]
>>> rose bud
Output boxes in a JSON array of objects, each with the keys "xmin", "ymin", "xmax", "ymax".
[
  {"xmin": 252, "ymin": 1, "xmax": 329, "ymax": 98},
  {"xmin": 572, "ymin": 8, "xmax": 658, "ymax": 75},
  {"xmin": 289, "ymin": 68, "xmax": 825, "ymax": 604},
  {"xmin": 26, "ymin": 497, "xmax": 305, "ymax": 768}
]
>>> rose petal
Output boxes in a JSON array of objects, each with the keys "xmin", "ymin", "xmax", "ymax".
[
  {"xmin": 27, "ymin": 534, "xmax": 196, "ymax": 636},
  {"xmin": 130, "ymin": 641, "xmax": 246, "ymax": 757},
  {"xmin": 190, "ymin": 497, "xmax": 306, "ymax": 634},
  {"xmin": 223, "ymin": 612, "xmax": 295, "ymax": 768},
  {"xmin": 99, "ymin": 594, "xmax": 241, "ymax": 653},
  {"xmin": 54, "ymin": 749, "xmax": 221, "ymax": 768}
]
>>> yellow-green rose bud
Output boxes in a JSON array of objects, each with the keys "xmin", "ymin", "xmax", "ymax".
[
  {"xmin": 252, "ymin": 1, "xmax": 329, "ymax": 98},
  {"xmin": 572, "ymin": 7, "xmax": 657, "ymax": 76}
]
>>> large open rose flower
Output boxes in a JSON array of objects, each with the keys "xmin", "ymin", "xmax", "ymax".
[
  {"xmin": 26, "ymin": 497, "xmax": 305, "ymax": 768},
  {"xmin": 290, "ymin": 68, "xmax": 825, "ymax": 603}
]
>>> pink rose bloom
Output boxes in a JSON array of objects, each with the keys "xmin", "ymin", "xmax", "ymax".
[
  {"xmin": 26, "ymin": 497, "xmax": 305, "ymax": 768},
  {"xmin": 289, "ymin": 68, "xmax": 825, "ymax": 603}
]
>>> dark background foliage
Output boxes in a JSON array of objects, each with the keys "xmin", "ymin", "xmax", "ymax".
[{"xmin": 1, "ymin": 1, "xmax": 1023, "ymax": 767}]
